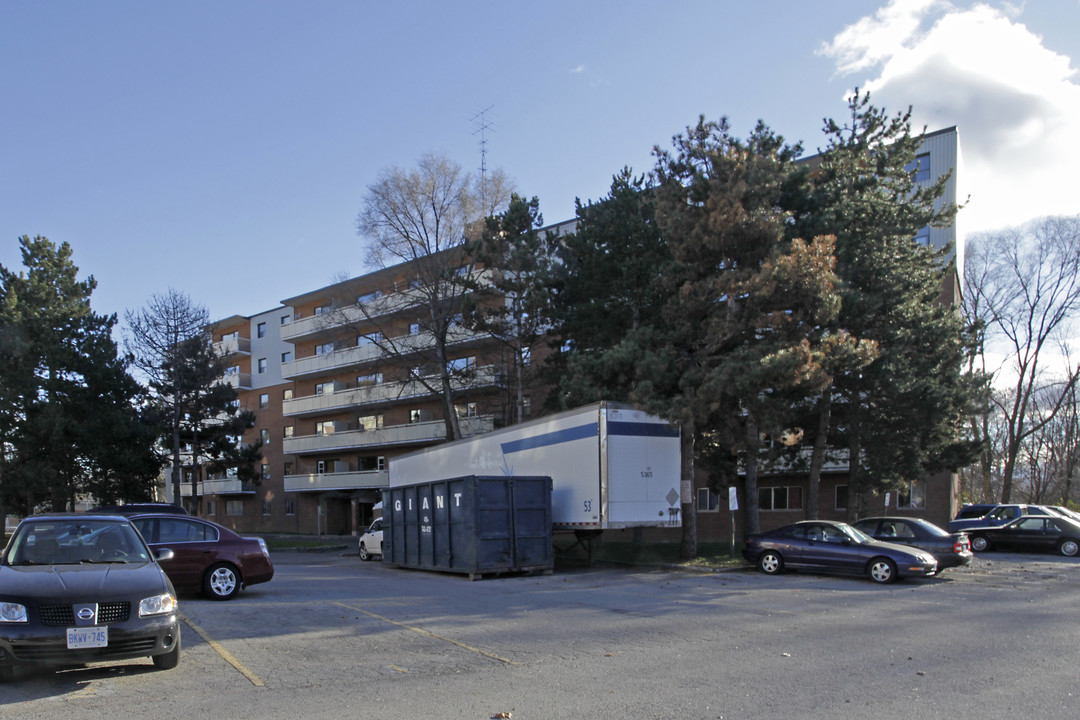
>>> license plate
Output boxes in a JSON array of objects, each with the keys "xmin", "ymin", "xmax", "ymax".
[{"xmin": 67, "ymin": 626, "xmax": 108, "ymax": 649}]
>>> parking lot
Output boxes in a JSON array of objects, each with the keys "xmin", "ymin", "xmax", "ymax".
[{"xmin": 3, "ymin": 550, "xmax": 1080, "ymax": 719}]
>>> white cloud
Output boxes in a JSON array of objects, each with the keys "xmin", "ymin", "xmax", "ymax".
[{"xmin": 821, "ymin": 0, "xmax": 1080, "ymax": 233}]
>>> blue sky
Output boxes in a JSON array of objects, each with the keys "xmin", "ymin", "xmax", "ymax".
[{"xmin": 3, "ymin": 0, "xmax": 1079, "ymax": 325}]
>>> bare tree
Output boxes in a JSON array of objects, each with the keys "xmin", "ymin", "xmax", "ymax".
[
  {"xmin": 964, "ymin": 215, "xmax": 1080, "ymax": 502},
  {"xmin": 354, "ymin": 152, "xmax": 513, "ymax": 440},
  {"xmin": 124, "ymin": 289, "xmax": 210, "ymax": 505}
]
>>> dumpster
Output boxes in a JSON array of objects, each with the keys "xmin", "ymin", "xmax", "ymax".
[{"xmin": 384, "ymin": 475, "xmax": 553, "ymax": 579}]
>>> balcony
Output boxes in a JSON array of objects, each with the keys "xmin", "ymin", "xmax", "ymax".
[
  {"xmin": 283, "ymin": 415, "xmax": 494, "ymax": 455},
  {"xmin": 214, "ymin": 336, "xmax": 251, "ymax": 358},
  {"xmin": 284, "ymin": 469, "xmax": 389, "ymax": 493},
  {"xmin": 280, "ymin": 327, "xmax": 491, "ymax": 380},
  {"xmin": 282, "ymin": 366, "xmax": 503, "ymax": 417},
  {"xmin": 180, "ymin": 478, "xmax": 255, "ymax": 496},
  {"xmin": 222, "ymin": 372, "xmax": 252, "ymax": 391},
  {"xmin": 281, "ymin": 292, "xmax": 426, "ymax": 343},
  {"xmin": 754, "ymin": 447, "xmax": 852, "ymax": 476}
]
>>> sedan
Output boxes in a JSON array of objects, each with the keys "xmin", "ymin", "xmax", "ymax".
[
  {"xmin": 965, "ymin": 515, "xmax": 1080, "ymax": 557},
  {"xmin": 742, "ymin": 520, "xmax": 938, "ymax": 584},
  {"xmin": 0, "ymin": 514, "xmax": 180, "ymax": 682},
  {"xmin": 853, "ymin": 516, "xmax": 973, "ymax": 569},
  {"xmin": 130, "ymin": 514, "xmax": 274, "ymax": 600},
  {"xmin": 358, "ymin": 518, "xmax": 383, "ymax": 561}
]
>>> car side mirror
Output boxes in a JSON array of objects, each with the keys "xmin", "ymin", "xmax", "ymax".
[{"xmin": 155, "ymin": 548, "xmax": 175, "ymax": 562}]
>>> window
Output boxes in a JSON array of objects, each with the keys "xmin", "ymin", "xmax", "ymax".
[
  {"xmin": 281, "ymin": 314, "xmax": 290, "ymax": 325},
  {"xmin": 377, "ymin": 456, "xmax": 386, "ymax": 471},
  {"xmin": 358, "ymin": 332, "xmax": 383, "ymax": 346},
  {"xmin": 261, "ymin": 464, "xmax": 270, "ymax": 481},
  {"xmin": 357, "ymin": 372, "xmax": 383, "ymax": 386},
  {"xmin": 315, "ymin": 381, "xmax": 334, "ymax": 396},
  {"xmin": 225, "ymin": 365, "xmax": 240, "ymax": 376},
  {"xmin": 257, "ymin": 358, "xmax": 267, "ymax": 374},
  {"xmin": 206, "ymin": 500, "xmax": 217, "ymax": 516},
  {"xmin": 281, "ymin": 351, "xmax": 292, "ymax": 363},
  {"xmin": 759, "ymin": 486, "xmax": 803, "ymax": 511},
  {"xmin": 358, "ymin": 414, "xmax": 384, "ymax": 431},
  {"xmin": 262, "ymin": 499, "xmax": 272, "ymax": 516},
  {"xmin": 915, "ymin": 226, "xmax": 931, "ymax": 244},
  {"xmin": 221, "ymin": 331, "xmax": 239, "ymax": 342},
  {"xmin": 455, "ymin": 402, "xmax": 478, "ymax": 418},
  {"xmin": 697, "ymin": 488, "xmax": 720, "ymax": 512},
  {"xmin": 447, "ymin": 356, "xmax": 476, "ymax": 373},
  {"xmin": 260, "ymin": 428, "xmax": 270, "ymax": 444},
  {"xmin": 315, "ymin": 342, "xmax": 334, "ymax": 356},
  {"xmin": 898, "ymin": 481, "xmax": 926, "ymax": 509},
  {"xmin": 284, "ymin": 425, "xmax": 294, "ymax": 438},
  {"xmin": 314, "ymin": 304, "xmax": 331, "ymax": 316},
  {"xmin": 257, "ymin": 322, "xmax": 266, "ymax": 338},
  {"xmin": 906, "ymin": 152, "xmax": 931, "ymax": 183},
  {"xmin": 835, "ymin": 484, "xmax": 848, "ymax": 511},
  {"xmin": 226, "ymin": 500, "xmax": 244, "ymax": 516},
  {"xmin": 316, "ymin": 460, "xmax": 326, "ymax": 474},
  {"xmin": 409, "ymin": 408, "xmax": 424, "ymax": 424},
  {"xmin": 409, "ymin": 322, "xmax": 420, "ymax": 335},
  {"xmin": 259, "ymin": 393, "xmax": 269, "ymax": 409},
  {"xmin": 285, "ymin": 499, "xmax": 296, "ymax": 516},
  {"xmin": 315, "ymin": 421, "xmax": 335, "ymax": 436},
  {"xmin": 357, "ymin": 290, "xmax": 382, "ymax": 303},
  {"xmin": 156, "ymin": 518, "xmax": 220, "ymax": 543},
  {"xmin": 283, "ymin": 388, "xmax": 293, "ymax": 400}
]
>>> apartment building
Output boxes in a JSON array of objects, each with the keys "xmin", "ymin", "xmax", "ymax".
[{"xmin": 189, "ymin": 260, "xmax": 528, "ymax": 536}]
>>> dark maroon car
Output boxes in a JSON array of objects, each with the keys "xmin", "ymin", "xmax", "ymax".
[{"xmin": 130, "ymin": 515, "xmax": 274, "ymax": 600}]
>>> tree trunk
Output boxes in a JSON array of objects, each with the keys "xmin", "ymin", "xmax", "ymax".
[
  {"xmin": 679, "ymin": 415, "xmax": 697, "ymax": 560},
  {"xmin": 743, "ymin": 415, "xmax": 761, "ymax": 536},
  {"xmin": 806, "ymin": 392, "xmax": 832, "ymax": 520}
]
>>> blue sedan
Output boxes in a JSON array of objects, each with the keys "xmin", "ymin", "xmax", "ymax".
[{"xmin": 743, "ymin": 520, "xmax": 938, "ymax": 583}]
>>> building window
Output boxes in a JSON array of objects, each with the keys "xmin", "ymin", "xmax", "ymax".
[
  {"xmin": 281, "ymin": 314, "xmax": 290, "ymax": 325},
  {"xmin": 835, "ymin": 484, "xmax": 848, "ymax": 511},
  {"xmin": 377, "ymin": 456, "xmax": 386, "ymax": 471},
  {"xmin": 447, "ymin": 356, "xmax": 476, "ymax": 373},
  {"xmin": 314, "ymin": 304, "xmax": 331, "ymax": 315},
  {"xmin": 284, "ymin": 461, "xmax": 294, "ymax": 476},
  {"xmin": 283, "ymin": 388, "xmax": 293, "ymax": 400},
  {"xmin": 260, "ymin": 428, "xmax": 270, "ymax": 444},
  {"xmin": 357, "ymin": 290, "xmax": 382, "ymax": 303},
  {"xmin": 225, "ymin": 365, "xmax": 239, "ymax": 376},
  {"xmin": 262, "ymin": 499, "xmax": 272, "ymax": 516},
  {"xmin": 316, "ymin": 460, "xmax": 326, "ymax": 474},
  {"xmin": 358, "ymin": 332, "xmax": 383, "ymax": 346},
  {"xmin": 897, "ymin": 480, "xmax": 926, "ymax": 509},
  {"xmin": 257, "ymin": 322, "xmax": 266, "ymax": 338},
  {"xmin": 226, "ymin": 500, "xmax": 243, "ymax": 516},
  {"xmin": 697, "ymin": 488, "xmax": 720, "ymax": 512},
  {"xmin": 261, "ymin": 464, "xmax": 270, "ymax": 481},
  {"xmin": 455, "ymin": 402, "xmax": 478, "ymax": 418},
  {"xmin": 357, "ymin": 372, "xmax": 383, "ymax": 386},
  {"xmin": 315, "ymin": 381, "xmax": 333, "ymax": 396},
  {"xmin": 259, "ymin": 393, "xmax": 269, "ymax": 409},
  {"xmin": 316, "ymin": 420, "xmax": 335, "ymax": 436},
  {"xmin": 206, "ymin": 500, "xmax": 217, "ymax": 516},
  {"xmin": 358, "ymin": 414, "xmax": 384, "ymax": 431},
  {"xmin": 257, "ymin": 358, "xmax": 267, "ymax": 374},
  {"xmin": 906, "ymin": 152, "xmax": 931, "ymax": 183},
  {"xmin": 284, "ymin": 425, "xmax": 294, "ymax": 438},
  {"xmin": 409, "ymin": 408, "xmax": 424, "ymax": 424},
  {"xmin": 915, "ymin": 226, "xmax": 931, "ymax": 244},
  {"xmin": 281, "ymin": 351, "xmax": 292, "ymax": 363},
  {"xmin": 409, "ymin": 322, "xmax": 420, "ymax": 335},
  {"xmin": 315, "ymin": 342, "xmax": 334, "ymax": 356},
  {"xmin": 759, "ymin": 486, "xmax": 803, "ymax": 511},
  {"xmin": 285, "ymin": 499, "xmax": 296, "ymax": 516}
]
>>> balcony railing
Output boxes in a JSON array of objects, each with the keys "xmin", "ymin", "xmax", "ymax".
[
  {"xmin": 281, "ymin": 292, "xmax": 427, "ymax": 342},
  {"xmin": 282, "ymin": 366, "xmax": 503, "ymax": 417},
  {"xmin": 222, "ymin": 372, "xmax": 252, "ymax": 391},
  {"xmin": 282, "ymin": 415, "xmax": 494, "ymax": 455},
  {"xmin": 280, "ymin": 327, "xmax": 490, "ymax": 380},
  {"xmin": 180, "ymin": 478, "xmax": 255, "ymax": 496},
  {"xmin": 284, "ymin": 469, "xmax": 389, "ymax": 493},
  {"xmin": 213, "ymin": 336, "xmax": 251, "ymax": 357}
]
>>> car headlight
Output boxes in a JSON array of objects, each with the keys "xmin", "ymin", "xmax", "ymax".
[
  {"xmin": 0, "ymin": 602, "xmax": 28, "ymax": 623},
  {"xmin": 139, "ymin": 594, "xmax": 177, "ymax": 617}
]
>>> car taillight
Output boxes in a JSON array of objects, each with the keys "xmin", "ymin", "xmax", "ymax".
[{"xmin": 955, "ymin": 537, "xmax": 970, "ymax": 553}]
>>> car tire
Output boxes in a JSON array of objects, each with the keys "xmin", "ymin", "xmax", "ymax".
[
  {"xmin": 868, "ymin": 557, "xmax": 897, "ymax": 583},
  {"xmin": 0, "ymin": 665, "xmax": 13, "ymax": 683},
  {"xmin": 758, "ymin": 551, "xmax": 783, "ymax": 575},
  {"xmin": 359, "ymin": 542, "xmax": 371, "ymax": 561},
  {"xmin": 152, "ymin": 627, "xmax": 181, "ymax": 670},
  {"xmin": 203, "ymin": 562, "xmax": 241, "ymax": 600},
  {"xmin": 970, "ymin": 535, "xmax": 990, "ymax": 552},
  {"xmin": 1059, "ymin": 539, "xmax": 1079, "ymax": 557}
]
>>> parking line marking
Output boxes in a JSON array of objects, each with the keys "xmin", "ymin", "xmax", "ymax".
[
  {"xmin": 333, "ymin": 602, "xmax": 517, "ymax": 665},
  {"xmin": 180, "ymin": 614, "xmax": 266, "ymax": 686}
]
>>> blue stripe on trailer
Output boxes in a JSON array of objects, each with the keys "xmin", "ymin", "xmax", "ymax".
[
  {"xmin": 501, "ymin": 422, "xmax": 598, "ymax": 454},
  {"xmin": 607, "ymin": 421, "xmax": 680, "ymax": 438}
]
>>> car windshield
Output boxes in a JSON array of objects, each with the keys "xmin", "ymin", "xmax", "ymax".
[
  {"xmin": 838, "ymin": 524, "xmax": 874, "ymax": 544},
  {"xmin": 5, "ymin": 519, "xmax": 153, "ymax": 565}
]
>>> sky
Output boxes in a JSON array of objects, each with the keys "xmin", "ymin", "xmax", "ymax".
[{"xmin": 3, "ymin": 0, "xmax": 1079, "ymax": 327}]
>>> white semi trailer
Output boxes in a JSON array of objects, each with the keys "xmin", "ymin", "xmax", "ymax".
[{"xmin": 388, "ymin": 401, "xmax": 682, "ymax": 533}]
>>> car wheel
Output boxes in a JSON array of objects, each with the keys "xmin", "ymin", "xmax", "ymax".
[
  {"xmin": 0, "ymin": 665, "xmax": 13, "ymax": 683},
  {"xmin": 359, "ymin": 542, "xmax": 370, "ymax": 561},
  {"xmin": 152, "ymin": 627, "xmax": 181, "ymax": 670},
  {"xmin": 758, "ymin": 551, "xmax": 783, "ymax": 575},
  {"xmin": 868, "ymin": 557, "xmax": 897, "ymax": 583},
  {"xmin": 203, "ymin": 562, "xmax": 241, "ymax": 600},
  {"xmin": 1059, "ymin": 539, "xmax": 1080, "ymax": 557},
  {"xmin": 970, "ymin": 535, "xmax": 990, "ymax": 552}
]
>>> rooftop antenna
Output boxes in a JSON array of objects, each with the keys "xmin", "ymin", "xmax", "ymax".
[{"xmin": 471, "ymin": 105, "xmax": 495, "ymax": 209}]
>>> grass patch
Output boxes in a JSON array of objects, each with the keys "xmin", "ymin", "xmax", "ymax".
[{"xmin": 589, "ymin": 541, "xmax": 748, "ymax": 570}]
